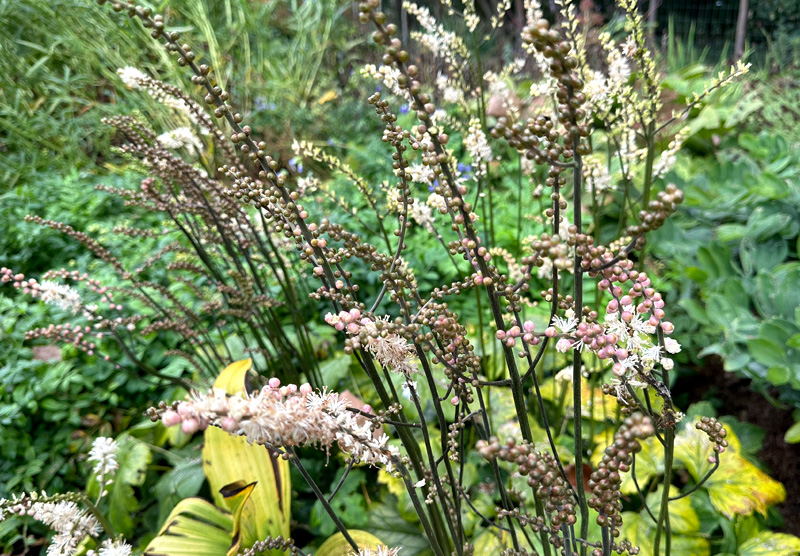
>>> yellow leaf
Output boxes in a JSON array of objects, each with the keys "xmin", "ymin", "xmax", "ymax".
[
  {"xmin": 674, "ymin": 419, "xmax": 786, "ymax": 519},
  {"xmin": 316, "ymin": 531, "xmax": 387, "ymax": 556},
  {"xmin": 619, "ymin": 510, "xmax": 710, "ymax": 556},
  {"xmin": 318, "ymin": 90, "xmax": 338, "ymax": 104},
  {"xmin": 738, "ymin": 531, "xmax": 800, "ymax": 556},
  {"xmin": 219, "ymin": 481, "xmax": 257, "ymax": 556},
  {"xmin": 203, "ymin": 360, "xmax": 291, "ymax": 547},
  {"xmin": 144, "ymin": 498, "xmax": 233, "ymax": 556}
]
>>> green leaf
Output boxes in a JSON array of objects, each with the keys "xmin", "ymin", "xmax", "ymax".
[
  {"xmin": 746, "ymin": 338, "xmax": 787, "ymax": 369},
  {"xmin": 738, "ymin": 532, "xmax": 800, "ymax": 555},
  {"xmin": 619, "ymin": 510, "xmax": 710, "ymax": 556},
  {"xmin": 784, "ymin": 421, "xmax": 800, "ymax": 444},
  {"xmin": 107, "ymin": 434, "xmax": 152, "ymax": 537}
]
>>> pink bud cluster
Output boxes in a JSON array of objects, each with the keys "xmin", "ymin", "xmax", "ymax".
[
  {"xmin": 594, "ymin": 258, "xmax": 672, "ymax": 334},
  {"xmin": 495, "ymin": 320, "xmax": 539, "ymax": 348}
]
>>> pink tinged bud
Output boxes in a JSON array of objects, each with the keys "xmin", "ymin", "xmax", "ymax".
[
  {"xmin": 87, "ymin": 350, "xmax": 93, "ymax": 356},
  {"xmin": 483, "ymin": 254, "xmax": 491, "ymax": 262},
  {"xmin": 177, "ymin": 402, "xmax": 192, "ymax": 417},
  {"xmin": 347, "ymin": 323, "xmax": 360, "ymax": 334},
  {"xmin": 523, "ymin": 333, "xmax": 534, "ymax": 344},
  {"xmin": 654, "ymin": 309, "xmax": 665, "ymax": 319},
  {"xmin": 450, "ymin": 396, "xmax": 460, "ymax": 406},
  {"xmin": 598, "ymin": 279, "xmax": 609, "ymax": 291},
  {"xmin": 335, "ymin": 322, "xmax": 345, "ymax": 331},
  {"xmin": 616, "ymin": 348, "xmax": 629, "ymax": 360},
  {"xmin": 523, "ymin": 320, "xmax": 535, "ymax": 333},
  {"xmin": 612, "ymin": 363, "xmax": 625, "ymax": 377},
  {"xmin": 654, "ymin": 299, "xmax": 665, "ymax": 309},
  {"xmin": 268, "ymin": 377, "xmax": 281, "ymax": 389},
  {"xmin": 649, "ymin": 316, "xmax": 660, "ymax": 326},
  {"xmin": 508, "ymin": 326, "xmax": 521, "ymax": 338},
  {"xmin": 495, "ymin": 330, "xmax": 506, "ymax": 340},
  {"xmin": 335, "ymin": 280, "xmax": 344, "ymax": 289},
  {"xmin": 349, "ymin": 308, "xmax": 361, "ymax": 320},
  {"xmin": 621, "ymin": 295, "xmax": 632, "ymax": 306},
  {"xmin": 198, "ymin": 418, "xmax": 210, "ymax": 431},
  {"xmin": 661, "ymin": 321, "xmax": 674, "ymax": 334},
  {"xmin": 317, "ymin": 238, "xmax": 327, "ymax": 248},
  {"xmin": 162, "ymin": 410, "xmax": 181, "ymax": 427},
  {"xmin": 607, "ymin": 299, "xmax": 619, "ymax": 313},
  {"xmin": 506, "ymin": 338, "xmax": 516, "ymax": 347},
  {"xmin": 181, "ymin": 418, "xmax": 199, "ymax": 435},
  {"xmin": 300, "ymin": 383, "xmax": 312, "ymax": 395},
  {"xmin": 314, "ymin": 266, "xmax": 324, "ymax": 276},
  {"xmin": 458, "ymin": 185, "xmax": 468, "ymax": 195},
  {"xmin": 545, "ymin": 326, "xmax": 557, "ymax": 338},
  {"xmin": 362, "ymin": 404, "xmax": 373, "ymax": 414},
  {"xmin": 621, "ymin": 311, "xmax": 633, "ymax": 323},
  {"xmin": 612, "ymin": 286, "xmax": 623, "ymax": 297},
  {"xmin": 556, "ymin": 338, "xmax": 573, "ymax": 353},
  {"xmin": 474, "ymin": 276, "xmax": 484, "ymax": 286},
  {"xmin": 221, "ymin": 416, "xmax": 238, "ymax": 432}
]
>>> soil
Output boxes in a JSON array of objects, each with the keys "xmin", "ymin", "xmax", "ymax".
[{"xmin": 674, "ymin": 356, "xmax": 800, "ymax": 535}]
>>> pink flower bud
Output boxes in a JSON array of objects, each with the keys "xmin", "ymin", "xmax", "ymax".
[
  {"xmin": 177, "ymin": 402, "xmax": 192, "ymax": 417},
  {"xmin": 506, "ymin": 338, "xmax": 516, "ymax": 347},
  {"xmin": 300, "ymin": 383, "xmax": 313, "ymax": 395},
  {"xmin": 495, "ymin": 330, "xmax": 506, "ymax": 340},
  {"xmin": 620, "ymin": 295, "xmax": 632, "ymax": 306},
  {"xmin": 612, "ymin": 363, "xmax": 625, "ymax": 377},
  {"xmin": 544, "ymin": 326, "xmax": 557, "ymax": 338},
  {"xmin": 181, "ymin": 418, "xmax": 199, "ymax": 435},
  {"xmin": 268, "ymin": 377, "xmax": 281, "ymax": 389},
  {"xmin": 450, "ymin": 396, "xmax": 459, "ymax": 406},
  {"xmin": 523, "ymin": 320, "xmax": 535, "ymax": 333},
  {"xmin": 621, "ymin": 311, "xmax": 632, "ymax": 323},
  {"xmin": 221, "ymin": 417, "xmax": 238, "ymax": 432},
  {"xmin": 162, "ymin": 410, "xmax": 181, "ymax": 427},
  {"xmin": 615, "ymin": 348, "xmax": 628, "ymax": 360}
]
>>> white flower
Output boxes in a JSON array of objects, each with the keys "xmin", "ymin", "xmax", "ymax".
[
  {"xmin": 38, "ymin": 281, "xmax": 82, "ymax": 314},
  {"xmin": 116, "ymin": 67, "xmax": 147, "ymax": 89},
  {"xmin": 355, "ymin": 547, "xmax": 402, "ymax": 556},
  {"xmin": 407, "ymin": 163, "xmax": 434, "ymax": 184},
  {"xmin": 551, "ymin": 312, "xmax": 578, "ymax": 334},
  {"xmin": 88, "ymin": 437, "xmax": 118, "ymax": 492},
  {"xmin": 661, "ymin": 357, "xmax": 674, "ymax": 371},
  {"xmin": 97, "ymin": 540, "xmax": 133, "ymax": 556},
  {"xmin": 156, "ymin": 127, "xmax": 203, "ymax": 154},
  {"xmin": 664, "ymin": 338, "xmax": 681, "ymax": 354},
  {"xmin": 28, "ymin": 501, "xmax": 101, "ymax": 556},
  {"xmin": 408, "ymin": 201, "xmax": 435, "ymax": 233},
  {"xmin": 414, "ymin": 478, "xmax": 426, "ymax": 488},
  {"xmin": 641, "ymin": 344, "xmax": 662, "ymax": 363}
]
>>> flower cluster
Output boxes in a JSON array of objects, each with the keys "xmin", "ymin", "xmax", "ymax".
[
  {"xmin": 88, "ymin": 437, "xmax": 119, "ymax": 499},
  {"xmin": 0, "ymin": 494, "xmax": 101, "ymax": 556},
  {"xmin": 154, "ymin": 381, "xmax": 401, "ymax": 472}
]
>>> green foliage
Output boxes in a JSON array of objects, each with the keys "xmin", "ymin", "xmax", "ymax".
[{"xmin": 652, "ymin": 129, "xmax": 800, "ymax": 407}]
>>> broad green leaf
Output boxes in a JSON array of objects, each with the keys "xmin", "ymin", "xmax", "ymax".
[
  {"xmin": 646, "ymin": 487, "xmax": 700, "ymax": 534},
  {"xmin": 746, "ymin": 338, "xmax": 786, "ymax": 369},
  {"xmin": 204, "ymin": 359, "xmax": 291, "ymax": 547},
  {"xmin": 738, "ymin": 532, "xmax": 800, "ymax": 556},
  {"xmin": 144, "ymin": 498, "xmax": 234, "ymax": 556},
  {"xmin": 316, "ymin": 530, "xmax": 388, "ymax": 556},
  {"xmin": 106, "ymin": 435, "xmax": 152, "ymax": 537},
  {"xmin": 674, "ymin": 420, "xmax": 786, "ymax": 518},
  {"xmin": 473, "ymin": 529, "xmax": 513, "ymax": 554}
]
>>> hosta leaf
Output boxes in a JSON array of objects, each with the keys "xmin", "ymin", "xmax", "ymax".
[
  {"xmin": 738, "ymin": 531, "xmax": 800, "ymax": 555},
  {"xmin": 144, "ymin": 497, "xmax": 233, "ymax": 556},
  {"xmin": 203, "ymin": 359, "xmax": 291, "ymax": 547},
  {"xmin": 619, "ymin": 510, "xmax": 710, "ymax": 556},
  {"xmin": 674, "ymin": 419, "xmax": 785, "ymax": 518},
  {"xmin": 316, "ymin": 530, "xmax": 388, "ymax": 556}
]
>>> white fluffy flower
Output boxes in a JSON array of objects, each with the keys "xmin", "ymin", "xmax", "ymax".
[
  {"xmin": 97, "ymin": 540, "xmax": 133, "ymax": 556},
  {"xmin": 116, "ymin": 67, "xmax": 147, "ymax": 89},
  {"xmin": 88, "ymin": 437, "xmax": 118, "ymax": 493},
  {"xmin": 28, "ymin": 501, "xmax": 101, "ymax": 556},
  {"xmin": 38, "ymin": 281, "xmax": 82, "ymax": 314},
  {"xmin": 156, "ymin": 127, "xmax": 203, "ymax": 154},
  {"xmin": 664, "ymin": 338, "xmax": 681, "ymax": 354}
]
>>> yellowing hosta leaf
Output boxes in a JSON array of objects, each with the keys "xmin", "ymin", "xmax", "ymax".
[
  {"xmin": 674, "ymin": 419, "xmax": 786, "ymax": 519},
  {"xmin": 316, "ymin": 530, "xmax": 387, "ymax": 556},
  {"xmin": 738, "ymin": 531, "xmax": 800, "ymax": 556},
  {"xmin": 203, "ymin": 359, "xmax": 291, "ymax": 547},
  {"xmin": 619, "ymin": 511, "xmax": 710, "ymax": 556},
  {"xmin": 144, "ymin": 498, "xmax": 234, "ymax": 556},
  {"xmin": 646, "ymin": 487, "xmax": 700, "ymax": 535}
]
